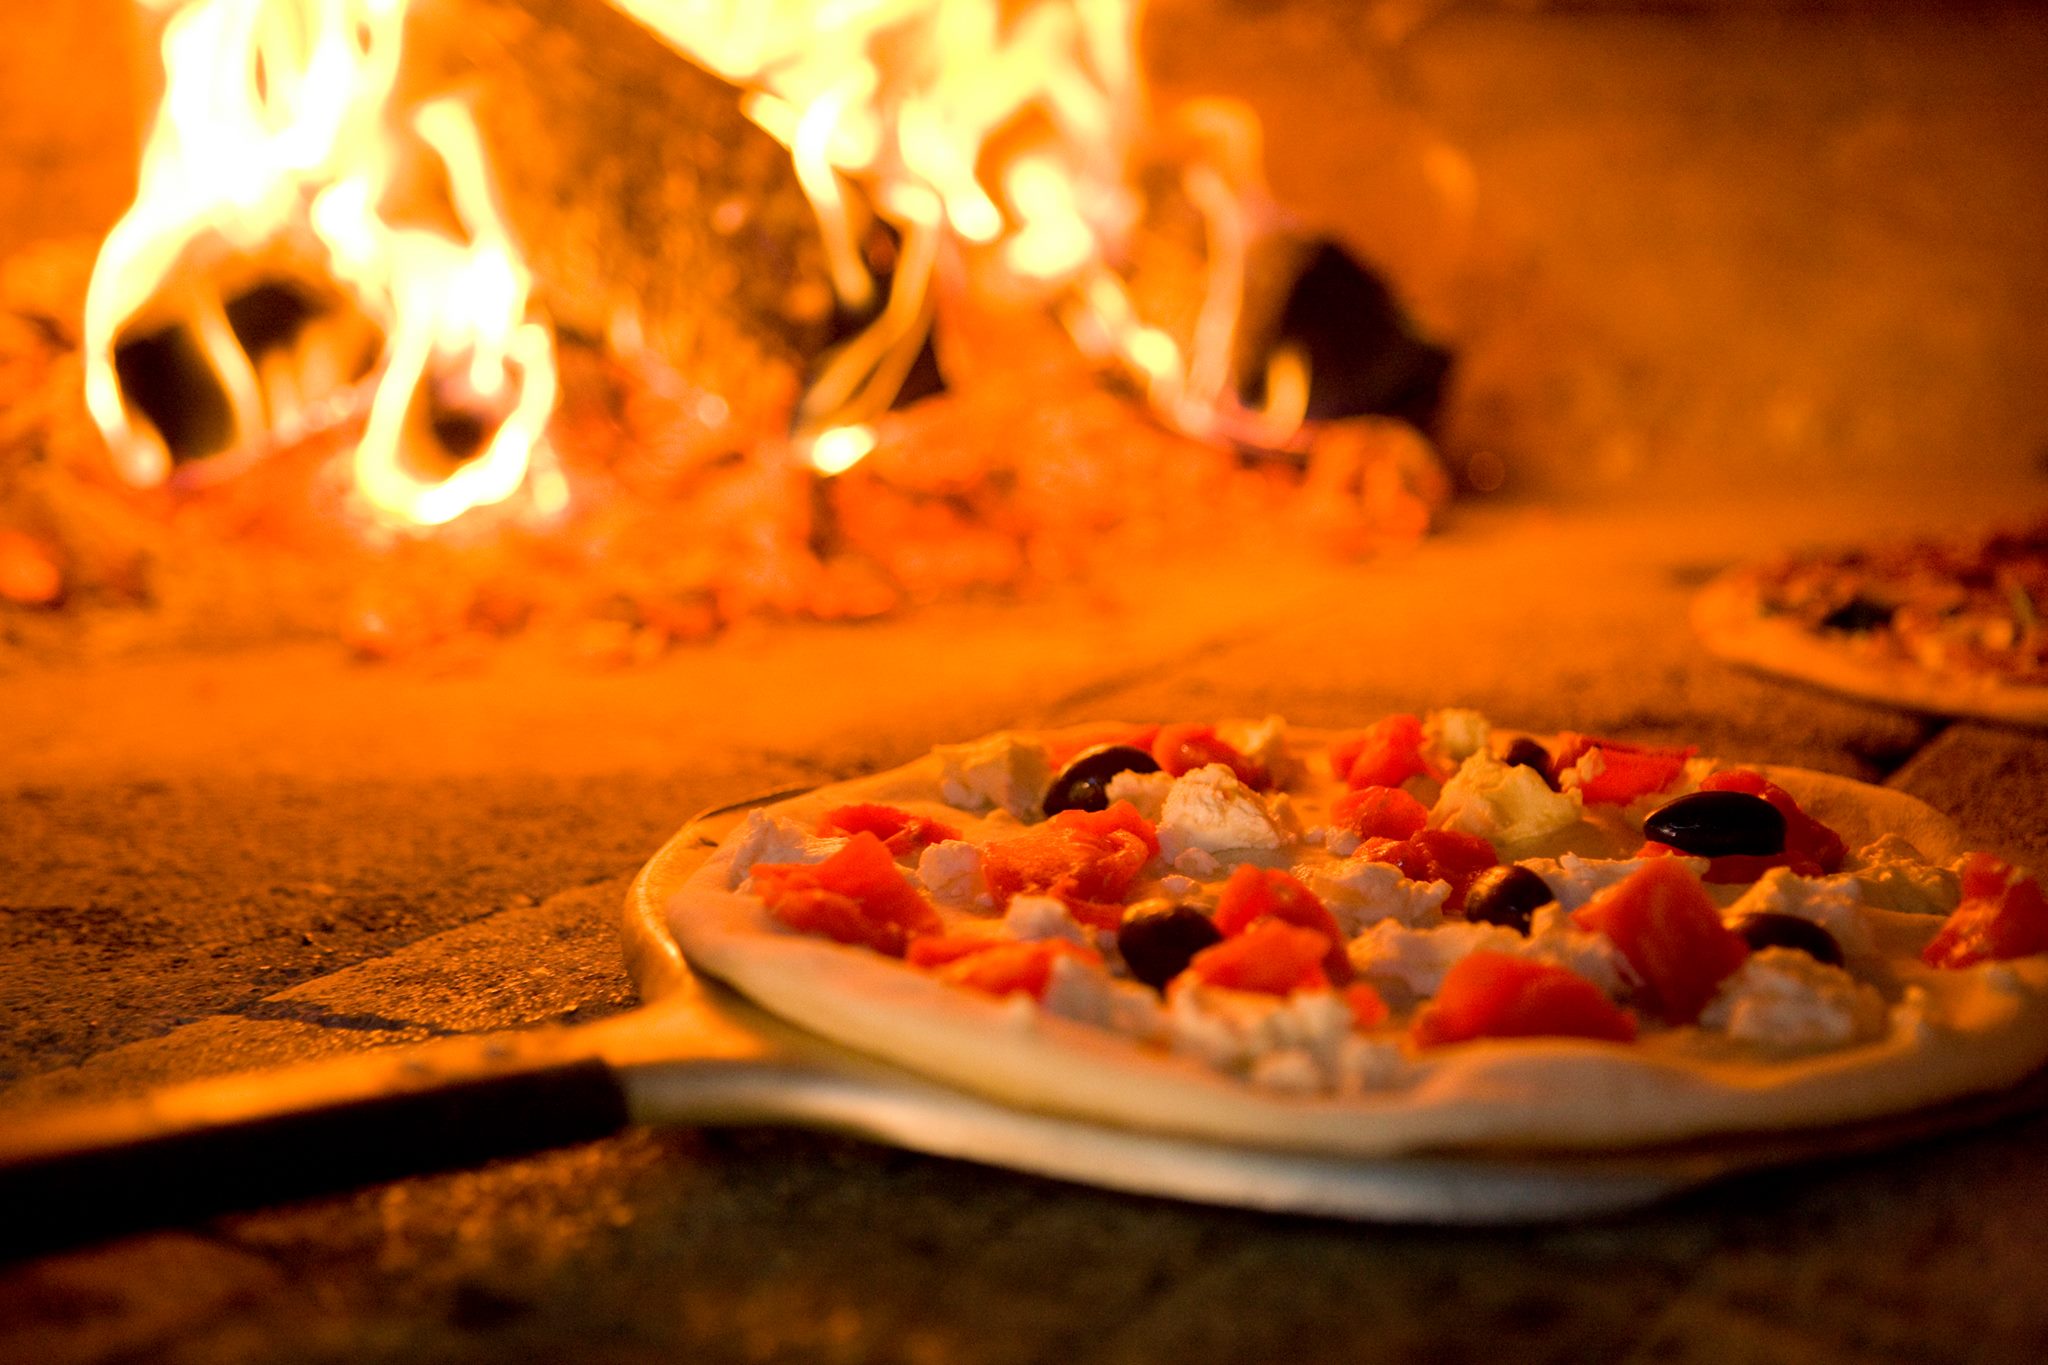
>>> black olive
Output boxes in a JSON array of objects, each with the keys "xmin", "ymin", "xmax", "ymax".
[
  {"xmin": 1819, "ymin": 596, "xmax": 1896, "ymax": 634},
  {"xmin": 1462, "ymin": 865, "xmax": 1555, "ymax": 934},
  {"xmin": 1732, "ymin": 912, "xmax": 1844, "ymax": 968},
  {"xmin": 1502, "ymin": 736, "xmax": 1559, "ymax": 791},
  {"xmin": 1116, "ymin": 904, "xmax": 1223, "ymax": 991},
  {"xmin": 1642, "ymin": 790, "xmax": 1786, "ymax": 858},
  {"xmin": 1043, "ymin": 744, "xmax": 1162, "ymax": 817}
]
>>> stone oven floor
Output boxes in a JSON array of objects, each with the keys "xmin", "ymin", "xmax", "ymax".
[{"xmin": 6, "ymin": 481, "xmax": 2048, "ymax": 1363}]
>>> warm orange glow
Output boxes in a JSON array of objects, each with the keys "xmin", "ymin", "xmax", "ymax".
[{"xmin": 84, "ymin": 0, "xmax": 557, "ymax": 527}]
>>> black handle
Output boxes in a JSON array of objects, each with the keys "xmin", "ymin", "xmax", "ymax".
[{"xmin": 0, "ymin": 1046, "xmax": 630, "ymax": 1259}]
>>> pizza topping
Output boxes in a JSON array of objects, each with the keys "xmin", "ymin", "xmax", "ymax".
[
  {"xmin": 1573, "ymin": 858, "xmax": 1750, "ymax": 1024},
  {"xmin": 1330, "ymin": 713, "xmax": 1429, "ymax": 789},
  {"xmin": 1042, "ymin": 744, "xmax": 1163, "ymax": 817},
  {"xmin": 1411, "ymin": 952, "xmax": 1638, "ymax": 1048},
  {"xmin": 1115, "ymin": 902, "xmax": 1224, "ymax": 991},
  {"xmin": 980, "ymin": 800, "xmax": 1157, "ymax": 929},
  {"xmin": 1357, "ymin": 828, "xmax": 1500, "ymax": 913},
  {"xmin": 1730, "ymin": 912, "xmax": 1845, "ymax": 967},
  {"xmin": 724, "ymin": 810, "xmax": 847, "ymax": 888},
  {"xmin": 752, "ymin": 831, "xmax": 944, "ymax": 957},
  {"xmin": 1183, "ymin": 918, "xmax": 1335, "ymax": 995},
  {"xmin": 1104, "ymin": 768, "xmax": 1176, "ymax": 822},
  {"xmin": 1921, "ymin": 859, "xmax": 2048, "ymax": 968},
  {"xmin": 934, "ymin": 733, "xmax": 1053, "ymax": 819},
  {"xmin": 913, "ymin": 839, "xmax": 985, "ymax": 907},
  {"xmin": 1699, "ymin": 949, "xmax": 1884, "ymax": 1052},
  {"xmin": 1156, "ymin": 764, "xmax": 1289, "ymax": 862},
  {"xmin": 1462, "ymin": 865, "xmax": 1556, "ymax": 934},
  {"xmin": 1429, "ymin": 749, "xmax": 1585, "ymax": 855},
  {"xmin": 1331, "ymin": 785, "xmax": 1430, "ymax": 841},
  {"xmin": 1818, "ymin": 596, "xmax": 1897, "ymax": 634},
  {"xmin": 934, "ymin": 938, "xmax": 1102, "ymax": 999},
  {"xmin": 1213, "ymin": 865, "xmax": 1354, "ymax": 984},
  {"xmin": 1681, "ymin": 769, "xmax": 1848, "ymax": 880},
  {"xmin": 1350, "ymin": 920, "xmax": 1527, "ymax": 1005},
  {"xmin": 1037, "ymin": 954, "xmax": 1167, "ymax": 1038},
  {"xmin": 1004, "ymin": 893, "xmax": 1098, "ymax": 949},
  {"xmin": 1422, "ymin": 708, "xmax": 1492, "ymax": 769},
  {"xmin": 1151, "ymin": 723, "xmax": 1269, "ymax": 789},
  {"xmin": 1641, "ymin": 790, "xmax": 1787, "ymax": 859},
  {"xmin": 1518, "ymin": 851, "xmax": 1704, "ymax": 910},
  {"xmin": 1166, "ymin": 983, "xmax": 1361, "ymax": 1089},
  {"xmin": 1722, "ymin": 867, "xmax": 1873, "ymax": 962},
  {"xmin": 1501, "ymin": 736, "xmax": 1560, "ymax": 789},
  {"xmin": 816, "ymin": 803, "xmax": 963, "ymax": 857},
  {"xmin": 1552, "ymin": 734, "xmax": 1696, "ymax": 806},
  {"xmin": 1300, "ymin": 855, "xmax": 1450, "ymax": 933},
  {"xmin": 1836, "ymin": 835, "xmax": 1962, "ymax": 916}
]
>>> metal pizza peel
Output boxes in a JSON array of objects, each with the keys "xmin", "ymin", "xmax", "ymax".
[{"xmin": 9, "ymin": 794, "xmax": 2048, "ymax": 1254}]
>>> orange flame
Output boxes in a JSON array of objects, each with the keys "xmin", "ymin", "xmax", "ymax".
[{"xmin": 85, "ymin": 0, "xmax": 556, "ymax": 527}]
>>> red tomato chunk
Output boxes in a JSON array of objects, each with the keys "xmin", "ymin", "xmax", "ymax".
[
  {"xmin": 933, "ymin": 939, "xmax": 1102, "ymax": 999},
  {"xmin": 1551, "ymin": 734, "xmax": 1695, "ymax": 806},
  {"xmin": 1572, "ymin": 858, "xmax": 1748, "ymax": 1024},
  {"xmin": 1923, "ymin": 857, "xmax": 2048, "ymax": 968},
  {"xmin": 1358, "ymin": 828, "xmax": 1500, "ymax": 914},
  {"xmin": 1330, "ymin": 714, "xmax": 1427, "ymax": 790},
  {"xmin": 1212, "ymin": 865, "xmax": 1353, "ymax": 985},
  {"xmin": 753, "ymin": 832, "xmax": 942, "ymax": 956},
  {"xmin": 816, "ymin": 803, "xmax": 962, "ymax": 857},
  {"xmin": 1412, "ymin": 951, "xmax": 1637, "ymax": 1047},
  {"xmin": 980, "ymin": 799, "xmax": 1157, "ymax": 929},
  {"xmin": 1332, "ymin": 785, "xmax": 1429, "ymax": 841},
  {"xmin": 1151, "ymin": 722, "xmax": 1268, "ymax": 789},
  {"xmin": 1182, "ymin": 919, "xmax": 1333, "ymax": 995}
]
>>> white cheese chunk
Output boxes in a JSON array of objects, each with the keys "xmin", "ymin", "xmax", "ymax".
[
  {"xmin": 1521, "ymin": 852, "xmax": 1709, "ymax": 911},
  {"xmin": 1837, "ymin": 835, "xmax": 1963, "ymax": 916},
  {"xmin": 1699, "ymin": 948, "xmax": 1885, "ymax": 1052},
  {"xmin": 915, "ymin": 839, "xmax": 985, "ymax": 908},
  {"xmin": 1524, "ymin": 904, "xmax": 1636, "ymax": 998},
  {"xmin": 1725, "ymin": 867, "xmax": 1875, "ymax": 961},
  {"xmin": 1219, "ymin": 714, "xmax": 1292, "ymax": 783},
  {"xmin": 1300, "ymin": 856, "xmax": 1449, "ymax": 934},
  {"xmin": 933, "ymin": 733, "xmax": 1052, "ymax": 819},
  {"xmin": 1423, "ymin": 708, "xmax": 1492, "ymax": 768},
  {"xmin": 1166, "ymin": 983, "xmax": 1357, "ymax": 1090},
  {"xmin": 1429, "ymin": 750, "xmax": 1584, "ymax": 855},
  {"xmin": 1039, "ymin": 956, "xmax": 1165, "ymax": 1041},
  {"xmin": 726, "ymin": 811, "xmax": 846, "ymax": 889},
  {"xmin": 1104, "ymin": 769, "xmax": 1176, "ymax": 823},
  {"xmin": 1003, "ymin": 894, "xmax": 1095, "ymax": 948},
  {"xmin": 1348, "ymin": 921, "xmax": 1525, "ymax": 1003},
  {"xmin": 1157, "ymin": 764, "xmax": 1286, "ymax": 861}
]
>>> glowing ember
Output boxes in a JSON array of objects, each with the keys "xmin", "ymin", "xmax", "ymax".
[{"xmin": 84, "ymin": 0, "xmax": 557, "ymax": 527}]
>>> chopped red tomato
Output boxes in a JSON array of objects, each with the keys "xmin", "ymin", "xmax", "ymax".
[
  {"xmin": 1358, "ymin": 828, "xmax": 1500, "ymax": 914},
  {"xmin": 753, "ymin": 832, "xmax": 943, "ymax": 957},
  {"xmin": 1212, "ymin": 865, "xmax": 1353, "ymax": 984},
  {"xmin": 1571, "ymin": 858, "xmax": 1748, "ymax": 1024},
  {"xmin": 1181, "ymin": 919, "xmax": 1333, "ymax": 995},
  {"xmin": 1151, "ymin": 722, "xmax": 1268, "ymax": 788},
  {"xmin": 1345, "ymin": 982, "xmax": 1390, "ymax": 1031},
  {"xmin": 981, "ymin": 799, "xmax": 1156, "ymax": 929},
  {"xmin": 1551, "ymin": 734, "xmax": 1696, "ymax": 805},
  {"xmin": 1411, "ymin": 952, "xmax": 1637, "ymax": 1047},
  {"xmin": 935, "ymin": 939, "xmax": 1102, "ymax": 999},
  {"xmin": 1048, "ymin": 801, "xmax": 1161, "ymax": 858},
  {"xmin": 905, "ymin": 931, "xmax": 1008, "ymax": 969},
  {"xmin": 1923, "ymin": 859, "xmax": 2048, "ymax": 968},
  {"xmin": 1047, "ymin": 723, "xmax": 1161, "ymax": 769},
  {"xmin": 1329, "ymin": 714, "xmax": 1427, "ymax": 789},
  {"xmin": 816, "ymin": 803, "xmax": 962, "ymax": 857},
  {"xmin": 1331, "ymin": 785, "xmax": 1429, "ymax": 841}
]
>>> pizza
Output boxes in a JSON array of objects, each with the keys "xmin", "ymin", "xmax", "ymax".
[
  {"xmin": 1692, "ymin": 519, "xmax": 2048, "ymax": 724},
  {"xmin": 661, "ymin": 713, "xmax": 2048, "ymax": 1156}
]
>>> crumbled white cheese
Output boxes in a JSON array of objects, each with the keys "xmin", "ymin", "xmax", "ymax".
[
  {"xmin": 1315, "ymin": 827, "xmax": 1363, "ymax": 858},
  {"xmin": 1104, "ymin": 769, "xmax": 1176, "ymax": 823},
  {"xmin": 1166, "ymin": 983, "xmax": 1357, "ymax": 1089},
  {"xmin": 1423, "ymin": 709, "xmax": 1492, "ymax": 768},
  {"xmin": 1725, "ymin": 867, "xmax": 1874, "ymax": 961},
  {"xmin": 1157, "ymin": 764, "xmax": 1287, "ymax": 861},
  {"xmin": 1523, "ymin": 904, "xmax": 1635, "ymax": 998},
  {"xmin": 1699, "ymin": 948, "xmax": 1884, "ymax": 1052},
  {"xmin": 1219, "ymin": 714, "xmax": 1292, "ymax": 783},
  {"xmin": 915, "ymin": 839, "xmax": 984, "ymax": 908},
  {"xmin": 1335, "ymin": 1036, "xmax": 1411, "ymax": 1093},
  {"xmin": 1038, "ymin": 955, "xmax": 1165, "ymax": 1041},
  {"xmin": 1157, "ymin": 874, "xmax": 1206, "ymax": 901},
  {"xmin": 1003, "ymin": 894, "xmax": 1095, "ymax": 948},
  {"xmin": 726, "ymin": 811, "xmax": 847, "ymax": 889},
  {"xmin": 1172, "ymin": 848, "xmax": 1222, "ymax": 878},
  {"xmin": 1521, "ymin": 852, "xmax": 1709, "ymax": 911},
  {"xmin": 1348, "ymin": 920, "xmax": 1524, "ymax": 1003},
  {"xmin": 933, "ymin": 734, "xmax": 1052, "ymax": 818},
  {"xmin": 1429, "ymin": 750, "xmax": 1585, "ymax": 855},
  {"xmin": 1556, "ymin": 745, "xmax": 1606, "ymax": 796},
  {"xmin": 1300, "ymin": 856, "xmax": 1449, "ymax": 934},
  {"xmin": 1836, "ymin": 835, "xmax": 1963, "ymax": 916},
  {"xmin": 1249, "ymin": 1050, "xmax": 1324, "ymax": 1094}
]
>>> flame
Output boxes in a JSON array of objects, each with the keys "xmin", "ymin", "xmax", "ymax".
[{"xmin": 84, "ymin": 0, "xmax": 556, "ymax": 526}]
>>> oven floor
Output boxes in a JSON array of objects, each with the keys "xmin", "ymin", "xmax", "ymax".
[{"xmin": 6, "ymin": 479, "xmax": 2048, "ymax": 1362}]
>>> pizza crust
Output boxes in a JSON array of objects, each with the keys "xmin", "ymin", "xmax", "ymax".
[
  {"xmin": 650, "ymin": 735, "xmax": 2048, "ymax": 1156},
  {"xmin": 1693, "ymin": 570, "xmax": 2048, "ymax": 726}
]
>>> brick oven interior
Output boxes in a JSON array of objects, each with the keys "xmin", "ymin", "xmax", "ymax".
[{"xmin": 6, "ymin": 1, "xmax": 2048, "ymax": 1359}]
